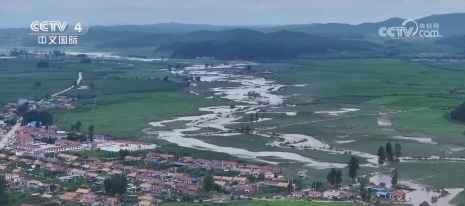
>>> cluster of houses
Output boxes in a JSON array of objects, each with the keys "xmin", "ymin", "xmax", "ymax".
[
  {"xmin": 0, "ymin": 149, "xmax": 289, "ymax": 205},
  {"xmin": 287, "ymin": 188, "xmax": 407, "ymax": 202},
  {"xmin": 58, "ymin": 190, "xmax": 120, "ymax": 205},
  {"xmin": 376, "ymin": 190, "xmax": 407, "ymax": 201},
  {"xmin": 14, "ymin": 124, "xmax": 88, "ymax": 155},
  {"xmin": 12, "ymin": 96, "xmax": 76, "ymax": 111},
  {"xmin": 12, "ymin": 121, "xmax": 158, "ymax": 156},
  {"xmin": 39, "ymin": 96, "xmax": 77, "ymax": 110},
  {"xmin": 290, "ymin": 189, "xmax": 346, "ymax": 200}
]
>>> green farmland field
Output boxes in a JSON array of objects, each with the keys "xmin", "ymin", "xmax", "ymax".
[{"xmin": 262, "ymin": 59, "xmax": 465, "ymax": 141}]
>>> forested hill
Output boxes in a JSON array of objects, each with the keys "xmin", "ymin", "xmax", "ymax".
[
  {"xmin": 437, "ymin": 35, "xmax": 465, "ymax": 48},
  {"xmin": 268, "ymin": 13, "xmax": 465, "ymax": 36},
  {"xmin": 96, "ymin": 29, "xmax": 378, "ymax": 60},
  {"xmin": 97, "ymin": 29, "xmax": 376, "ymax": 49}
]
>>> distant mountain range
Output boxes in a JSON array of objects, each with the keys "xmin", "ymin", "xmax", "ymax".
[
  {"xmin": 92, "ymin": 28, "xmax": 378, "ymax": 60},
  {"xmin": 7, "ymin": 12, "xmax": 465, "ymax": 36},
  {"xmin": 96, "ymin": 28, "xmax": 373, "ymax": 48},
  {"xmin": 4, "ymin": 12, "xmax": 465, "ymax": 59},
  {"xmin": 268, "ymin": 13, "xmax": 465, "ymax": 36},
  {"xmin": 90, "ymin": 23, "xmax": 240, "ymax": 34},
  {"xmin": 80, "ymin": 13, "xmax": 465, "ymax": 36},
  {"xmin": 154, "ymin": 29, "xmax": 379, "ymax": 60}
]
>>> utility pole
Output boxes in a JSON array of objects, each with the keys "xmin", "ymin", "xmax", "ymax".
[{"xmin": 91, "ymin": 77, "xmax": 104, "ymax": 118}]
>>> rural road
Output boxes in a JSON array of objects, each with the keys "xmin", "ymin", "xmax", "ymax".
[
  {"xmin": 38, "ymin": 72, "xmax": 83, "ymax": 104},
  {"xmin": 0, "ymin": 72, "xmax": 83, "ymax": 149},
  {"xmin": 51, "ymin": 71, "xmax": 83, "ymax": 97},
  {"xmin": 0, "ymin": 123, "xmax": 20, "ymax": 149}
]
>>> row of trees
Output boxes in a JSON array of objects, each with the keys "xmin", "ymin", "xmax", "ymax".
[
  {"xmin": 326, "ymin": 156, "xmax": 360, "ymax": 187},
  {"xmin": 326, "ymin": 168, "xmax": 343, "ymax": 186},
  {"xmin": 21, "ymin": 110, "xmax": 54, "ymax": 126},
  {"xmin": 69, "ymin": 121, "xmax": 95, "ymax": 142},
  {"xmin": 167, "ymin": 63, "xmax": 183, "ymax": 72},
  {"xmin": 250, "ymin": 112, "xmax": 264, "ymax": 122},
  {"xmin": 70, "ymin": 121, "xmax": 83, "ymax": 131},
  {"xmin": 377, "ymin": 142, "xmax": 402, "ymax": 164},
  {"xmin": 66, "ymin": 132, "xmax": 87, "ymax": 142},
  {"xmin": 238, "ymin": 125, "xmax": 252, "ymax": 134}
]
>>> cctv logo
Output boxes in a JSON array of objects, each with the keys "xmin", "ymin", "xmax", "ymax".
[
  {"xmin": 30, "ymin": 21, "xmax": 68, "ymax": 33},
  {"xmin": 379, "ymin": 19, "xmax": 441, "ymax": 38}
]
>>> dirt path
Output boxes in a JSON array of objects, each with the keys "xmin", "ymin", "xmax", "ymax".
[{"xmin": 0, "ymin": 72, "xmax": 83, "ymax": 149}]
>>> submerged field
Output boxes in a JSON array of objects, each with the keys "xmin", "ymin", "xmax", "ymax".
[
  {"xmin": 262, "ymin": 59, "xmax": 465, "ymax": 141},
  {"xmin": 5, "ymin": 55, "xmax": 465, "ymax": 205},
  {"xmin": 51, "ymin": 61, "xmax": 229, "ymax": 138}
]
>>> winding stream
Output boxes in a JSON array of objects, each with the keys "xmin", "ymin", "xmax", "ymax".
[{"xmin": 71, "ymin": 53, "xmax": 464, "ymax": 205}]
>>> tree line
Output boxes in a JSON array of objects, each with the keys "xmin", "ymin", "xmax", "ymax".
[
  {"xmin": 250, "ymin": 111, "xmax": 265, "ymax": 122},
  {"xmin": 68, "ymin": 121, "xmax": 96, "ymax": 142},
  {"xmin": 326, "ymin": 156, "xmax": 360, "ymax": 186},
  {"xmin": 377, "ymin": 142, "xmax": 402, "ymax": 164},
  {"xmin": 21, "ymin": 109, "xmax": 54, "ymax": 126},
  {"xmin": 326, "ymin": 168, "xmax": 343, "ymax": 186}
]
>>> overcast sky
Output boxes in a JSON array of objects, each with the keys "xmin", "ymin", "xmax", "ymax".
[{"xmin": 1, "ymin": 0, "xmax": 464, "ymax": 27}]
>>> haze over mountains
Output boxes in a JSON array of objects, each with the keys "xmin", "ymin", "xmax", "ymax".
[
  {"xmin": 3, "ymin": 13, "xmax": 465, "ymax": 60},
  {"xmin": 83, "ymin": 12, "xmax": 465, "ymax": 36},
  {"xmin": 268, "ymin": 13, "xmax": 465, "ymax": 36}
]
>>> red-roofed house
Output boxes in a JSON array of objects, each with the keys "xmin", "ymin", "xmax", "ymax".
[
  {"xmin": 150, "ymin": 185, "xmax": 163, "ymax": 193},
  {"xmin": 390, "ymin": 190, "xmax": 406, "ymax": 201},
  {"xmin": 17, "ymin": 134, "xmax": 34, "ymax": 144}
]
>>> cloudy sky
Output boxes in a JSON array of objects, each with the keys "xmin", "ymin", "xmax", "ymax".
[{"xmin": 1, "ymin": 0, "xmax": 464, "ymax": 27}]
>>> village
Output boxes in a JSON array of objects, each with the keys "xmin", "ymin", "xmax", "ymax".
[
  {"xmin": 0, "ymin": 49, "xmax": 432, "ymax": 206},
  {"xmin": 0, "ymin": 148, "xmax": 413, "ymax": 206},
  {"xmin": 0, "ymin": 102, "xmax": 416, "ymax": 206}
]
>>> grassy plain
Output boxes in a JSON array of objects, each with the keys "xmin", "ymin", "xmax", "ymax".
[
  {"xmin": 0, "ymin": 58, "xmax": 81, "ymax": 103},
  {"xmin": 256, "ymin": 59, "xmax": 465, "ymax": 204},
  {"xmin": 261, "ymin": 59, "xmax": 465, "ymax": 141},
  {"xmin": 0, "ymin": 58, "xmax": 229, "ymax": 138},
  {"xmin": 54, "ymin": 78, "xmax": 228, "ymax": 138}
]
